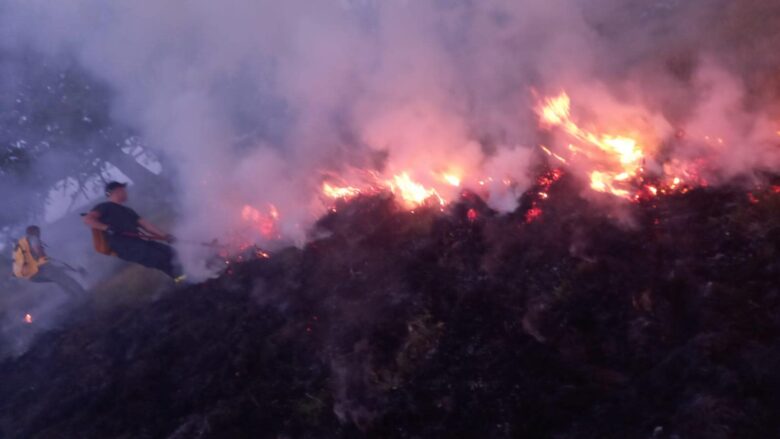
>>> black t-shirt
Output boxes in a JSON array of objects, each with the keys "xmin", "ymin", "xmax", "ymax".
[{"xmin": 92, "ymin": 202, "xmax": 141, "ymax": 234}]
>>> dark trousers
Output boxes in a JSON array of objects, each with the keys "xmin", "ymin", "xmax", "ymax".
[
  {"xmin": 32, "ymin": 264, "xmax": 86, "ymax": 297},
  {"xmin": 109, "ymin": 236, "xmax": 182, "ymax": 278}
]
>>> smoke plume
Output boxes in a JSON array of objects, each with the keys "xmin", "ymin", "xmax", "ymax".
[{"xmin": 2, "ymin": 0, "xmax": 779, "ymax": 275}]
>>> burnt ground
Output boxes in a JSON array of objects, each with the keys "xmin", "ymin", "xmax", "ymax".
[{"xmin": 1, "ymin": 175, "xmax": 780, "ymax": 439}]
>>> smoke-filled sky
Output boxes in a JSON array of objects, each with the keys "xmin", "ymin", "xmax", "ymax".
[{"xmin": 1, "ymin": 0, "xmax": 779, "ymax": 274}]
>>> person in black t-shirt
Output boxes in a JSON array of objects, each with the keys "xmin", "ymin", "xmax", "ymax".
[{"xmin": 83, "ymin": 182, "xmax": 184, "ymax": 280}]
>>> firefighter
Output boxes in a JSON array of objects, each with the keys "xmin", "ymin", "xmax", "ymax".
[
  {"xmin": 12, "ymin": 225, "xmax": 86, "ymax": 297},
  {"xmin": 82, "ymin": 181, "xmax": 185, "ymax": 282}
]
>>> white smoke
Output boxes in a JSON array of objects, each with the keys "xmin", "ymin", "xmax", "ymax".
[{"xmin": 2, "ymin": 0, "xmax": 779, "ymax": 275}]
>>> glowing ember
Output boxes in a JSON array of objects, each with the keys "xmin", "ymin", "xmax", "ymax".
[
  {"xmin": 525, "ymin": 169, "xmax": 564, "ymax": 223},
  {"xmin": 525, "ymin": 207, "xmax": 543, "ymax": 223},
  {"xmin": 24, "ymin": 313, "xmax": 33, "ymax": 324},
  {"xmin": 538, "ymin": 169, "xmax": 564, "ymax": 189},
  {"xmin": 467, "ymin": 208, "xmax": 478, "ymax": 222}
]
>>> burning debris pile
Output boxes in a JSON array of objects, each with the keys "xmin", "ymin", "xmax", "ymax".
[{"xmin": 1, "ymin": 173, "xmax": 780, "ymax": 439}]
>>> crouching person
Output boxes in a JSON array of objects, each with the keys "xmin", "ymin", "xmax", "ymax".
[
  {"xmin": 12, "ymin": 226, "xmax": 86, "ymax": 297},
  {"xmin": 82, "ymin": 181, "xmax": 185, "ymax": 283}
]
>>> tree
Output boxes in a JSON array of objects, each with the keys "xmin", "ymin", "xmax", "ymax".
[{"xmin": 0, "ymin": 49, "xmax": 169, "ymax": 230}]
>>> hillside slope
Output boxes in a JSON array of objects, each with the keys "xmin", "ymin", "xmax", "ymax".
[{"xmin": 1, "ymin": 177, "xmax": 779, "ymax": 439}]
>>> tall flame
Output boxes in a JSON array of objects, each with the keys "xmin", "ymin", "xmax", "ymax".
[{"xmin": 537, "ymin": 92, "xmax": 645, "ymax": 199}]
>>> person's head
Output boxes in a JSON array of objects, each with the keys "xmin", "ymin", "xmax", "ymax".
[
  {"xmin": 105, "ymin": 181, "xmax": 128, "ymax": 203},
  {"xmin": 25, "ymin": 225, "xmax": 41, "ymax": 237}
]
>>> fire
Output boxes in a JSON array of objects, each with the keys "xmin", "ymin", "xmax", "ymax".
[
  {"xmin": 312, "ymin": 87, "xmax": 759, "ymax": 226},
  {"xmin": 537, "ymin": 92, "xmax": 645, "ymax": 199},
  {"xmin": 387, "ymin": 172, "xmax": 445, "ymax": 207},
  {"xmin": 24, "ymin": 313, "xmax": 33, "ymax": 324},
  {"xmin": 589, "ymin": 170, "xmax": 630, "ymax": 198},
  {"xmin": 540, "ymin": 145, "xmax": 568, "ymax": 164},
  {"xmin": 241, "ymin": 204, "xmax": 279, "ymax": 238},
  {"xmin": 442, "ymin": 173, "xmax": 462, "ymax": 187},
  {"xmin": 525, "ymin": 168, "xmax": 564, "ymax": 223},
  {"xmin": 538, "ymin": 93, "xmax": 643, "ymax": 167},
  {"xmin": 322, "ymin": 182, "xmax": 362, "ymax": 200},
  {"xmin": 321, "ymin": 170, "xmax": 450, "ymax": 209},
  {"xmin": 525, "ymin": 207, "xmax": 543, "ymax": 223},
  {"xmin": 535, "ymin": 91, "xmax": 721, "ymax": 200}
]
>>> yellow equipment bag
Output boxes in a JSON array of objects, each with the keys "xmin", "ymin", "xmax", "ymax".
[
  {"xmin": 12, "ymin": 237, "xmax": 47, "ymax": 279},
  {"xmin": 92, "ymin": 229, "xmax": 116, "ymax": 256}
]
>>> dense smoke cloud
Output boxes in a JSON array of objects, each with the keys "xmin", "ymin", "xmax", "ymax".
[{"xmin": 1, "ymin": 0, "xmax": 779, "ymax": 274}]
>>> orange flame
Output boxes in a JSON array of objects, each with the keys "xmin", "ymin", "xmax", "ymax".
[
  {"xmin": 537, "ymin": 92, "xmax": 645, "ymax": 199},
  {"xmin": 322, "ymin": 182, "xmax": 362, "ymax": 200},
  {"xmin": 387, "ymin": 172, "xmax": 445, "ymax": 207},
  {"xmin": 321, "ymin": 170, "xmax": 451, "ymax": 209}
]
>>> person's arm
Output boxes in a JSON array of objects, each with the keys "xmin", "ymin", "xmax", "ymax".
[
  {"xmin": 138, "ymin": 218, "xmax": 172, "ymax": 241},
  {"xmin": 83, "ymin": 210, "xmax": 111, "ymax": 232}
]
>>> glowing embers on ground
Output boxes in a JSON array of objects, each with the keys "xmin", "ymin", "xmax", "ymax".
[
  {"xmin": 537, "ymin": 92, "xmax": 646, "ymax": 199},
  {"xmin": 203, "ymin": 231, "xmax": 273, "ymax": 274},
  {"xmin": 746, "ymin": 184, "xmax": 780, "ymax": 205},
  {"xmin": 525, "ymin": 169, "xmax": 564, "ymax": 223}
]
